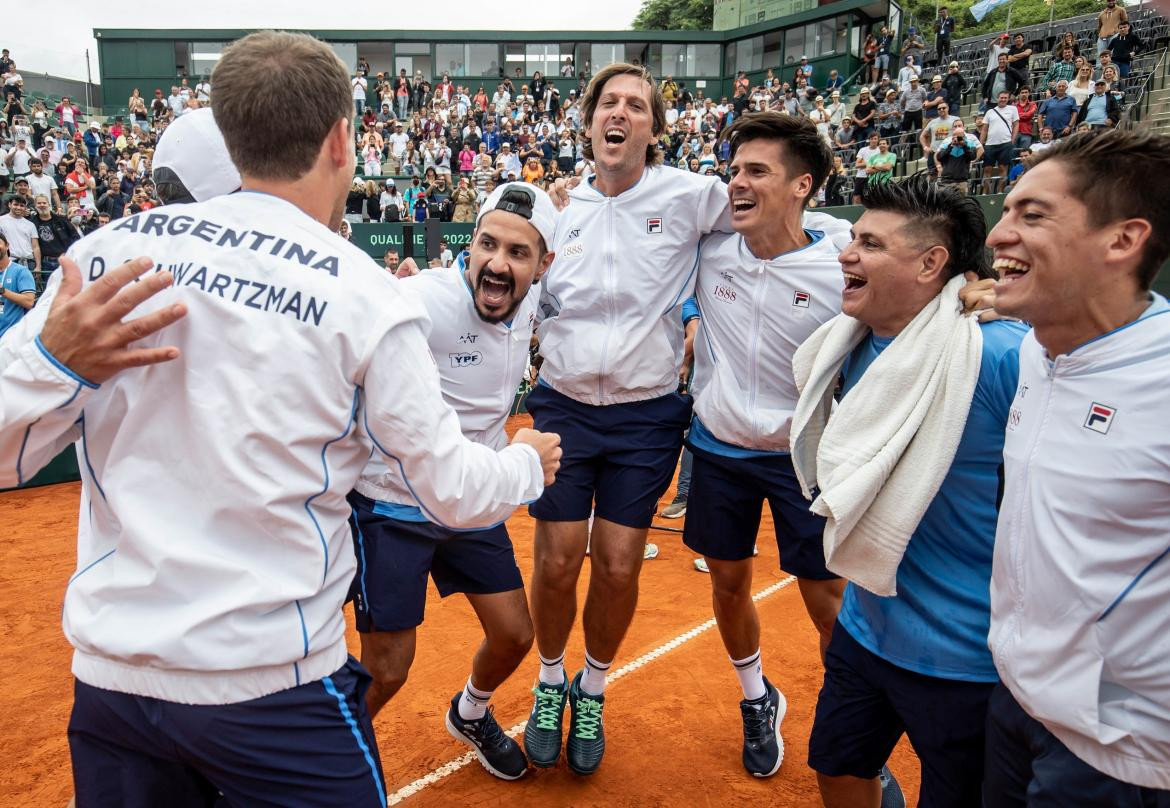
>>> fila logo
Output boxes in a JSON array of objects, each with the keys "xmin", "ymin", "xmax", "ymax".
[
  {"xmin": 646, "ymin": 218, "xmax": 663, "ymax": 234},
  {"xmin": 793, "ymin": 290, "xmax": 811, "ymax": 307},
  {"xmin": 449, "ymin": 351, "xmax": 483, "ymax": 368},
  {"xmin": 1084, "ymin": 402, "xmax": 1116, "ymax": 434}
]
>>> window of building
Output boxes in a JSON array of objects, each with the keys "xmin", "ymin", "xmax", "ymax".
[
  {"xmin": 731, "ymin": 35, "xmax": 762, "ymax": 72},
  {"xmin": 591, "ymin": 43, "xmax": 625, "ymax": 70},
  {"xmin": 190, "ymin": 42, "xmax": 225, "ymax": 76},
  {"xmin": 434, "ymin": 44, "xmax": 500, "ymax": 77},
  {"xmin": 690, "ymin": 44, "xmax": 721, "ymax": 75},
  {"xmin": 626, "ymin": 42, "xmax": 650, "ymax": 67},
  {"xmin": 330, "ymin": 42, "xmax": 358, "ymax": 72}
]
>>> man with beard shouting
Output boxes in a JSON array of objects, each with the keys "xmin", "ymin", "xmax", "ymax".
[{"xmin": 349, "ymin": 182, "xmax": 557, "ymax": 781}]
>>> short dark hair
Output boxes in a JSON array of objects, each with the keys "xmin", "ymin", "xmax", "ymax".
[
  {"xmin": 1029, "ymin": 128, "xmax": 1170, "ymax": 290},
  {"xmin": 719, "ymin": 111, "xmax": 832, "ymax": 203},
  {"xmin": 861, "ymin": 174, "xmax": 993, "ymax": 280},
  {"xmin": 212, "ymin": 31, "xmax": 351, "ymax": 180},
  {"xmin": 8, "ymin": 195, "xmax": 29, "ymax": 206}
]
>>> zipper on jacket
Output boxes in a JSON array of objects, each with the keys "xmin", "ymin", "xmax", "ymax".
[
  {"xmin": 746, "ymin": 261, "xmax": 768, "ymax": 443},
  {"xmin": 596, "ymin": 198, "xmax": 615, "ymax": 403},
  {"xmin": 503, "ymin": 323, "xmax": 514, "ymax": 415},
  {"xmin": 994, "ymin": 362, "xmax": 1056, "ymax": 665}
]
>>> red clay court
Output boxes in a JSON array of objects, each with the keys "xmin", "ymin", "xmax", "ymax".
[{"xmin": 0, "ymin": 414, "xmax": 921, "ymax": 806}]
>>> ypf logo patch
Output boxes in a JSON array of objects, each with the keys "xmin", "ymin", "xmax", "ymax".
[
  {"xmin": 793, "ymin": 290, "xmax": 811, "ymax": 308},
  {"xmin": 449, "ymin": 351, "xmax": 483, "ymax": 368},
  {"xmin": 646, "ymin": 218, "xmax": 663, "ymax": 234},
  {"xmin": 1083, "ymin": 402, "xmax": 1116, "ymax": 434}
]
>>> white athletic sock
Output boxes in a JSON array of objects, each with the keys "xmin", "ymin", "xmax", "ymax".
[
  {"xmin": 731, "ymin": 649, "xmax": 767, "ymax": 701},
  {"xmin": 538, "ymin": 651, "xmax": 566, "ymax": 686},
  {"xmin": 580, "ymin": 651, "xmax": 611, "ymax": 696},
  {"xmin": 457, "ymin": 677, "xmax": 493, "ymax": 721}
]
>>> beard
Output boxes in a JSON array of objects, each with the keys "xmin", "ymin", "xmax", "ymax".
[{"xmin": 473, "ymin": 264, "xmax": 519, "ymax": 325}]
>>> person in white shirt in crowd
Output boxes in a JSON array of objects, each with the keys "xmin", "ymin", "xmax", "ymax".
[
  {"xmin": 167, "ymin": 85, "xmax": 185, "ymax": 119},
  {"xmin": 0, "ymin": 195, "xmax": 40, "ymax": 273},
  {"xmin": 6, "ymin": 134, "xmax": 36, "ymax": 178},
  {"xmin": 352, "ymin": 70, "xmax": 368, "ymax": 118},
  {"xmin": 195, "ymin": 76, "xmax": 211, "ymax": 103},
  {"xmin": 984, "ymin": 127, "xmax": 1170, "ymax": 806},
  {"xmin": 986, "ymin": 34, "xmax": 1010, "ymax": 74},
  {"xmin": 980, "ymin": 91, "xmax": 1019, "ymax": 194},
  {"xmin": 853, "ymin": 132, "xmax": 881, "ymax": 204},
  {"xmin": 25, "ymin": 157, "xmax": 60, "ymax": 211},
  {"xmin": 0, "ymin": 31, "xmax": 560, "ymax": 807},
  {"xmin": 681, "ymin": 112, "xmax": 853, "ymax": 779},
  {"xmin": 388, "ymin": 122, "xmax": 409, "ymax": 161},
  {"xmin": 496, "ymin": 142, "xmax": 522, "ymax": 178},
  {"xmin": 896, "ymin": 56, "xmax": 921, "ymax": 92},
  {"xmin": 522, "ymin": 62, "xmax": 729, "ymax": 777},
  {"xmin": 350, "ymin": 182, "xmax": 557, "ymax": 782},
  {"xmin": 1028, "ymin": 126, "xmax": 1056, "ymax": 153}
]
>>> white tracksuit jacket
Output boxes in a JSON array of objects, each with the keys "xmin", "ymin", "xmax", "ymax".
[
  {"xmin": 356, "ymin": 264, "xmax": 537, "ymax": 511},
  {"xmin": 537, "ymin": 165, "xmax": 730, "ymax": 406},
  {"xmin": 0, "ymin": 191, "xmax": 543, "ymax": 705},
  {"xmin": 990, "ymin": 298, "xmax": 1170, "ymax": 789},
  {"xmin": 690, "ymin": 213, "xmax": 853, "ymax": 452}
]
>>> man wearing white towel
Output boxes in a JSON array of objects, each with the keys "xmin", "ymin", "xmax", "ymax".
[
  {"xmin": 984, "ymin": 129, "xmax": 1170, "ymax": 804},
  {"xmin": 800, "ymin": 175, "xmax": 1026, "ymax": 808}
]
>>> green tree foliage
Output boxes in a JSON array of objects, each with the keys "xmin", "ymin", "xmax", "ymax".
[
  {"xmin": 902, "ymin": 0, "xmax": 1104, "ymax": 40},
  {"xmin": 632, "ymin": 0, "xmax": 714, "ymax": 30}
]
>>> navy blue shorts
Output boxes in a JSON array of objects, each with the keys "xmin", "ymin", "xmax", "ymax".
[
  {"xmin": 809, "ymin": 624, "xmax": 995, "ymax": 808},
  {"xmin": 68, "ymin": 656, "xmax": 386, "ymax": 808},
  {"xmin": 682, "ymin": 446, "xmax": 836, "ymax": 580},
  {"xmin": 525, "ymin": 383, "xmax": 692, "ymax": 529},
  {"xmin": 983, "ymin": 683, "xmax": 1170, "ymax": 807},
  {"xmin": 348, "ymin": 491, "xmax": 523, "ymax": 633}
]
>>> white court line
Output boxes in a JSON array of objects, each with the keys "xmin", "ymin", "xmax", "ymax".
[{"xmin": 387, "ymin": 574, "xmax": 798, "ymax": 805}]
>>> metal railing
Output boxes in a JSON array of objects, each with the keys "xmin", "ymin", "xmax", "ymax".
[{"xmin": 1122, "ymin": 46, "xmax": 1169, "ymax": 126}]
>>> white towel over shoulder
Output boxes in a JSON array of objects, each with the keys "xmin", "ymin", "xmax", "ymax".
[{"xmin": 790, "ymin": 274, "xmax": 982, "ymax": 596}]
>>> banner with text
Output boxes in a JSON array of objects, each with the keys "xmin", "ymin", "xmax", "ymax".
[{"xmin": 350, "ymin": 223, "xmax": 476, "ymax": 261}]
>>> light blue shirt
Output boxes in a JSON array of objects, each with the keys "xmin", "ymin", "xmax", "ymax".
[
  {"xmin": 0, "ymin": 261, "xmax": 35, "ymax": 339},
  {"xmin": 1084, "ymin": 92, "xmax": 1109, "ymax": 124},
  {"xmin": 836, "ymin": 319, "xmax": 1027, "ymax": 682}
]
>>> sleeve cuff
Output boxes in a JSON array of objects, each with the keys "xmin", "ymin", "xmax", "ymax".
[{"xmin": 34, "ymin": 336, "xmax": 100, "ymax": 389}]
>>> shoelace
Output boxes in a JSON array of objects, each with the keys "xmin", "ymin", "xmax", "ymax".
[
  {"xmin": 471, "ymin": 706, "xmax": 509, "ymax": 749},
  {"xmin": 532, "ymin": 686, "xmax": 564, "ymax": 730},
  {"xmin": 573, "ymin": 696, "xmax": 603, "ymax": 740},
  {"xmin": 741, "ymin": 701, "xmax": 773, "ymax": 745}
]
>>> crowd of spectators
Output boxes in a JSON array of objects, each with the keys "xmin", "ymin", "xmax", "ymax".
[
  {"xmin": 1, "ymin": 4, "xmax": 1160, "ymax": 254},
  {"xmin": 339, "ymin": 8, "xmax": 1155, "ymax": 223},
  {"xmin": 0, "ymin": 49, "xmax": 215, "ymax": 291}
]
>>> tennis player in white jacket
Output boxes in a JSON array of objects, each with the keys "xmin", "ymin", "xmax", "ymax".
[
  {"xmin": 350, "ymin": 182, "xmax": 556, "ymax": 781},
  {"xmin": 522, "ymin": 62, "xmax": 730, "ymax": 776},
  {"xmin": 985, "ymin": 129, "xmax": 1170, "ymax": 803},
  {"xmin": 2, "ymin": 32, "xmax": 560, "ymax": 808}
]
